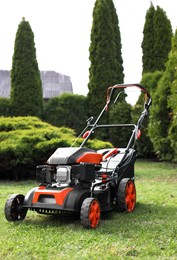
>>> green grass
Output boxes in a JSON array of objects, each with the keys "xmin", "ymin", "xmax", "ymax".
[{"xmin": 0, "ymin": 160, "xmax": 177, "ymax": 260}]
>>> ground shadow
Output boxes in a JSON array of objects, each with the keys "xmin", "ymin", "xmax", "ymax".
[{"xmin": 19, "ymin": 201, "xmax": 177, "ymax": 231}]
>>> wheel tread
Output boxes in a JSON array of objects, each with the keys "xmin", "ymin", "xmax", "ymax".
[
  {"xmin": 4, "ymin": 194, "xmax": 27, "ymax": 221},
  {"xmin": 117, "ymin": 178, "xmax": 136, "ymax": 212},
  {"xmin": 80, "ymin": 198, "xmax": 100, "ymax": 229}
]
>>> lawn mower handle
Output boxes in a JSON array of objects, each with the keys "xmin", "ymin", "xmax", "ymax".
[
  {"xmin": 106, "ymin": 83, "xmax": 152, "ymax": 110},
  {"xmin": 79, "ymin": 83, "xmax": 151, "ymax": 148}
]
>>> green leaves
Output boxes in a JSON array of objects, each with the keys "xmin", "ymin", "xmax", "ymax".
[
  {"xmin": 88, "ymin": 0, "xmax": 124, "ymax": 119},
  {"xmin": 0, "ymin": 98, "xmax": 11, "ymax": 116},
  {"xmin": 44, "ymin": 93, "xmax": 88, "ymax": 135},
  {"xmin": 11, "ymin": 18, "xmax": 43, "ymax": 117},
  {"xmin": 0, "ymin": 117, "xmax": 75, "ymax": 175},
  {"xmin": 142, "ymin": 4, "xmax": 172, "ymax": 73},
  {"xmin": 147, "ymin": 30, "xmax": 177, "ymax": 162}
]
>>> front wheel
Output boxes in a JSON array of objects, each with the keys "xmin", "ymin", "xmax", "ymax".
[
  {"xmin": 117, "ymin": 178, "xmax": 136, "ymax": 212},
  {"xmin": 80, "ymin": 198, "xmax": 101, "ymax": 229},
  {"xmin": 4, "ymin": 194, "xmax": 27, "ymax": 221}
]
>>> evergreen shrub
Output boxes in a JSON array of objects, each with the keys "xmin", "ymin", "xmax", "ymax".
[{"xmin": 11, "ymin": 18, "xmax": 43, "ymax": 117}]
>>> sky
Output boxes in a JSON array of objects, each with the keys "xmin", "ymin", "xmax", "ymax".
[{"xmin": 0, "ymin": 0, "xmax": 176, "ymax": 104}]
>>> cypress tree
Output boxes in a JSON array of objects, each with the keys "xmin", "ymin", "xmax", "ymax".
[
  {"xmin": 164, "ymin": 30, "xmax": 177, "ymax": 162},
  {"xmin": 142, "ymin": 3, "xmax": 155, "ymax": 73},
  {"xmin": 11, "ymin": 17, "xmax": 43, "ymax": 117},
  {"xmin": 142, "ymin": 4, "xmax": 172, "ymax": 73},
  {"xmin": 153, "ymin": 6, "xmax": 173, "ymax": 71},
  {"xmin": 87, "ymin": 0, "xmax": 127, "ymax": 144},
  {"xmin": 88, "ymin": 0, "xmax": 124, "ymax": 120},
  {"xmin": 131, "ymin": 71, "xmax": 163, "ymax": 158},
  {"xmin": 137, "ymin": 3, "xmax": 172, "ymax": 158},
  {"xmin": 108, "ymin": 0, "xmax": 124, "ymax": 83},
  {"xmin": 149, "ymin": 30, "xmax": 177, "ymax": 161}
]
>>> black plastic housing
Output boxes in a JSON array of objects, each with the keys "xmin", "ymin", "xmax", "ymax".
[
  {"xmin": 36, "ymin": 165, "xmax": 55, "ymax": 184},
  {"xmin": 71, "ymin": 163, "xmax": 95, "ymax": 182}
]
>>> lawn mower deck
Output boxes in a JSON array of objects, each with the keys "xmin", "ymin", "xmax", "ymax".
[{"xmin": 4, "ymin": 83, "xmax": 151, "ymax": 228}]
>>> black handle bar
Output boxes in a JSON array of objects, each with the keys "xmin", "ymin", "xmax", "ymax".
[
  {"xmin": 106, "ymin": 83, "xmax": 152, "ymax": 110},
  {"xmin": 79, "ymin": 83, "xmax": 152, "ymax": 148}
]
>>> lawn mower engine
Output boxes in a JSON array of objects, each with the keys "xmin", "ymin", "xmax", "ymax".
[
  {"xmin": 36, "ymin": 163, "xmax": 95, "ymax": 186},
  {"xmin": 36, "ymin": 147, "xmax": 97, "ymax": 187}
]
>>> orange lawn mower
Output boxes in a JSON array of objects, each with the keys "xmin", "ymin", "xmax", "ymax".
[{"xmin": 4, "ymin": 83, "xmax": 152, "ymax": 229}]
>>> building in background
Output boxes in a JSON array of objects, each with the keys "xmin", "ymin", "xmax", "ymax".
[{"xmin": 0, "ymin": 70, "xmax": 73, "ymax": 100}]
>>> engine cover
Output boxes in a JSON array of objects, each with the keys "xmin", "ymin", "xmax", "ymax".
[{"xmin": 47, "ymin": 147, "xmax": 96, "ymax": 165}]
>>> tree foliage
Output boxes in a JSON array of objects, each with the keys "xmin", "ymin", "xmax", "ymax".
[
  {"xmin": 142, "ymin": 3, "xmax": 155, "ymax": 73},
  {"xmin": 142, "ymin": 4, "xmax": 172, "ymax": 73},
  {"xmin": 139, "ymin": 3, "xmax": 173, "ymax": 159},
  {"xmin": 11, "ymin": 18, "xmax": 43, "ymax": 117},
  {"xmin": 109, "ymin": 101, "xmax": 132, "ymax": 147},
  {"xmin": 149, "ymin": 30, "xmax": 177, "ymax": 162},
  {"xmin": 0, "ymin": 98, "xmax": 11, "ymax": 116},
  {"xmin": 88, "ymin": 0, "xmax": 124, "ymax": 119},
  {"xmin": 44, "ymin": 93, "xmax": 88, "ymax": 135},
  {"xmin": 140, "ymin": 71, "xmax": 164, "ymax": 97},
  {"xmin": 153, "ymin": 6, "xmax": 173, "ymax": 71},
  {"xmin": 87, "ymin": 0, "xmax": 131, "ymax": 145},
  {"xmin": 131, "ymin": 72, "xmax": 163, "ymax": 158},
  {"xmin": 164, "ymin": 30, "xmax": 177, "ymax": 162}
]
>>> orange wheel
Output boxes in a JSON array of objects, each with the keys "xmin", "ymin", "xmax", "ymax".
[
  {"xmin": 80, "ymin": 198, "xmax": 101, "ymax": 229},
  {"xmin": 117, "ymin": 178, "xmax": 136, "ymax": 212}
]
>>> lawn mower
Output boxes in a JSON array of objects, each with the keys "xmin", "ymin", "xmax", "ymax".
[{"xmin": 4, "ymin": 83, "xmax": 151, "ymax": 228}]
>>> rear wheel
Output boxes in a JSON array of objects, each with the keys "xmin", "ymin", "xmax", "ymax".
[
  {"xmin": 4, "ymin": 194, "xmax": 27, "ymax": 221},
  {"xmin": 117, "ymin": 178, "xmax": 136, "ymax": 212},
  {"xmin": 80, "ymin": 198, "xmax": 101, "ymax": 229}
]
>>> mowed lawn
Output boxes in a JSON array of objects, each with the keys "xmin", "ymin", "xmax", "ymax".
[{"xmin": 0, "ymin": 160, "xmax": 176, "ymax": 260}]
